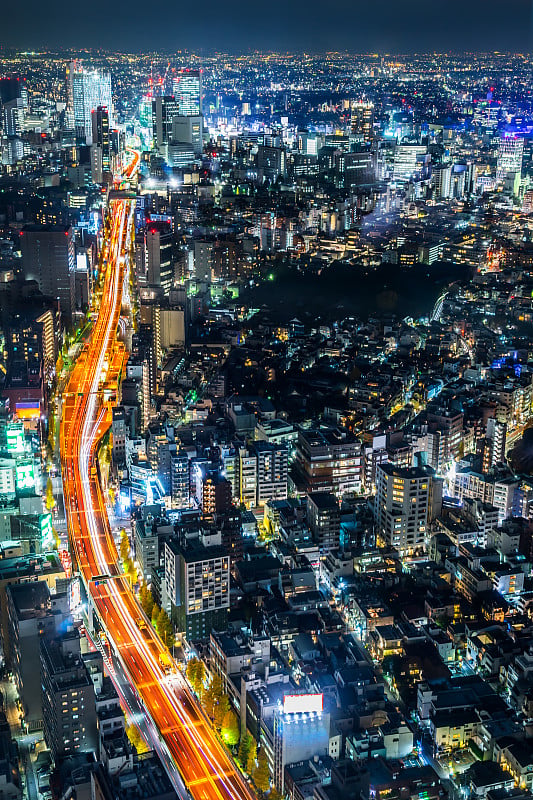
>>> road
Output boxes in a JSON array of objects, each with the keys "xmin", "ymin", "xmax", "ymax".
[{"xmin": 60, "ymin": 150, "xmax": 255, "ymax": 800}]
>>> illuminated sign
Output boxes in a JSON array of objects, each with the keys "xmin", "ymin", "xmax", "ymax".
[
  {"xmin": 70, "ymin": 577, "xmax": 81, "ymax": 611},
  {"xmin": 283, "ymin": 694, "xmax": 323, "ymax": 715},
  {"xmin": 40, "ymin": 513, "xmax": 53, "ymax": 545},
  {"xmin": 15, "ymin": 401, "xmax": 40, "ymax": 420},
  {"xmin": 59, "ymin": 549, "xmax": 72, "ymax": 578},
  {"xmin": 6, "ymin": 423, "xmax": 25, "ymax": 453},
  {"xmin": 16, "ymin": 460, "xmax": 34, "ymax": 491}
]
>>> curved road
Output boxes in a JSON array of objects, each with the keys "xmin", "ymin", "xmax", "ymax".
[{"xmin": 60, "ymin": 151, "xmax": 255, "ymax": 800}]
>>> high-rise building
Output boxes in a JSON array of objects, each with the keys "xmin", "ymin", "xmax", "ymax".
[
  {"xmin": 171, "ymin": 114, "xmax": 203, "ymax": 156},
  {"xmin": 2, "ymin": 97, "xmax": 24, "ymax": 137},
  {"xmin": 350, "ymin": 101, "xmax": 374, "ymax": 142},
  {"xmin": 173, "ymin": 69, "xmax": 202, "ymax": 116},
  {"xmin": 164, "ymin": 531, "xmax": 230, "ymax": 640},
  {"xmin": 69, "ymin": 63, "xmax": 113, "ymax": 144},
  {"xmin": 111, "ymin": 406, "xmax": 127, "ymax": 465},
  {"xmin": 432, "ymin": 164, "xmax": 453, "ymax": 200},
  {"xmin": 145, "ymin": 222, "xmax": 175, "ymax": 294},
  {"xmin": 237, "ymin": 442, "xmax": 288, "ymax": 508},
  {"xmin": 90, "ymin": 105, "xmax": 111, "ymax": 183},
  {"xmin": 293, "ymin": 428, "xmax": 362, "ymax": 496},
  {"xmin": 375, "ymin": 464, "xmax": 442, "ymax": 556},
  {"xmin": 20, "ymin": 225, "xmax": 76, "ymax": 320},
  {"xmin": 272, "ymin": 694, "xmax": 330, "ymax": 791},
  {"xmin": 171, "ymin": 450, "xmax": 190, "ymax": 508},
  {"xmin": 40, "ymin": 629, "xmax": 98, "ymax": 760},
  {"xmin": 152, "ymin": 96, "xmax": 179, "ymax": 150},
  {"xmin": 6, "ymin": 583, "xmax": 69, "ymax": 727},
  {"xmin": 306, "ymin": 492, "xmax": 341, "ymax": 553},
  {"xmin": 497, "ymin": 135, "xmax": 524, "ymax": 181}
]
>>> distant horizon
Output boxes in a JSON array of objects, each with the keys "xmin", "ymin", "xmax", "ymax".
[
  {"xmin": 0, "ymin": 0, "xmax": 532, "ymax": 56},
  {"xmin": 0, "ymin": 47, "xmax": 532, "ymax": 57}
]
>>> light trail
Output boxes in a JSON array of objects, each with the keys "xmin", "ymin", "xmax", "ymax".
[{"xmin": 60, "ymin": 151, "xmax": 256, "ymax": 800}]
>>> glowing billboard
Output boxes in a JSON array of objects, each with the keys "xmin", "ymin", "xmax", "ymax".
[
  {"xmin": 6, "ymin": 423, "xmax": 25, "ymax": 453},
  {"xmin": 283, "ymin": 694, "xmax": 323, "ymax": 714},
  {"xmin": 16, "ymin": 401, "xmax": 40, "ymax": 420},
  {"xmin": 15, "ymin": 460, "xmax": 34, "ymax": 491}
]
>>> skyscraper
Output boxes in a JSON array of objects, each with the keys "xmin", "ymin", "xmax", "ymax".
[
  {"xmin": 152, "ymin": 95, "xmax": 179, "ymax": 150},
  {"xmin": 374, "ymin": 463, "xmax": 442, "ymax": 557},
  {"xmin": 69, "ymin": 62, "xmax": 113, "ymax": 144},
  {"xmin": 20, "ymin": 225, "xmax": 76, "ymax": 320},
  {"xmin": 497, "ymin": 135, "xmax": 524, "ymax": 181},
  {"xmin": 91, "ymin": 105, "xmax": 111, "ymax": 183},
  {"xmin": 350, "ymin": 101, "xmax": 374, "ymax": 142},
  {"xmin": 173, "ymin": 69, "xmax": 202, "ymax": 116}
]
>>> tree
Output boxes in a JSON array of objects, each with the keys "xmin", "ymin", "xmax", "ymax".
[
  {"xmin": 246, "ymin": 738, "xmax": 257, "ymax": 775},
  {"xmin": 238, "ymin": 732, "xmax": 252, "ymax": 767},
  {"xmin": 253, "ymin": 749, "xmax": 270, "ymax": 794},
  {"xmin": 204, "ymin": 674, "xmax": 223, "ymax": 718},
  {"xmin": 221, "ymin": 709, "xmax": 240, "ymax": 747},
  {"xmin": 151, "ymin": 604, "xmax": 161, "ymax": 628},
  {"xmin": 126, "ymin": 723, "xmax": 148, "ymax": 754},
  {"xmin": 192, "ymin": 659, "xmax": 206, "ymax": 696},
  {"xmin": 45, "ymin": 478, "xmax": 55, "ymax": 512},
  {"xmin": 125, "ymin": 558, "xmax": 137, "ymax": 586},
  {"xmin": 139, "ymin": 583, "xmax": 154, "ymax": 618},
  {"xmin": 157, "ymin": 608, "xmax": 174, "ymax": 647},
  {"xmin": 214, "ymin": 693, "xmax": 230, "ymax": 731},
  {"xmin": 269, "ymin": 788, "xmax": 282, "ymax": 800},
  {"xmin": 186, "ymin": 657, "xmax": 199, "ymax": 687},
  {"xmin": 126, "ymin": 723, "xmax": 141, "ymax": 751},
  {"xmin": 119, "ymin": 530, "xmax": 130, "ymax": 562}
]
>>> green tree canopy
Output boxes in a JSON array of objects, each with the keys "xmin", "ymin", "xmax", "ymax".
[
  {"xmin": 221, "ymin": 709, "xmax": 240, "ymax": 747},
  {"xmin": 214, "ymin": 693, "xmax": 230, "ymax": 731},
  {"xmin": 246, "ymin": 739, "xmax": 257, "ymax": 776},
  {"xmin": 253, "ymin": 749, "xmax": 270, "ymax": 793},
  {"xmin": 204, "ymin": 674, "xmax": 223, "ymax": 718},
  {"xmin": 238, "ymin": 731, "xmax": 252, "ymax": 767}
]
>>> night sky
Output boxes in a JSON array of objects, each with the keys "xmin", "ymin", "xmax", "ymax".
[{"xmin": 1, "ymin": 0, "xmax": 533, "ymax": 52}]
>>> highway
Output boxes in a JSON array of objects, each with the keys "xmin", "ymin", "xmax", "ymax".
[{"xmin": 60, "ymin": 150, "xmax": 255, "ymax": 800}]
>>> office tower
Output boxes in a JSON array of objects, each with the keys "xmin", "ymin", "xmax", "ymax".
[
  {"xmin": 173, "ymin": 69, "xmax": 202, "ymax": 116},
  {"xmin": 193, "ymin": 239, "xmax": 213, "ymax": 282},
  {"xmin": 171, "ymin": 450, "xmax": 190, "ymax": 508},
  {"xmin": 0, "ymin": 78, "xmax": 22, "ymax": 105},
  {"xmin": 306, "ymin": 492, "xmax": 341, "ymax": 553},
  {"xmin": 334, "ymin": 148, "xmax": 376, "ymax": 189},
  {"xmin": 40, "ymin": 629, "xmax": 98, "ymax": 760},
  {"xmin": 497, "ymin": 135, "xmax": 524, "ymax": 181},
  {"xmin": 90, "ymin": 105, "xmax": 111, "ymax": 183},
  {"xmin": 350, "ymin": 101, "xmax": 374, "ymax": 142},
  {"xmin": 6, "ymin": 583, "xmax": 69, "ymax": 727},
  {"xmin": 432, "ymin": 164, "xmax": 453, "ymax": 200},
  {"xmin": 112, "ymin": 406, "xmax": 127, "ymax": 465},
  {"xmin": 273, "ymin": 694, "xmax": 330, "ymax": 792},
  {"xmin": 375, "ymin": 464, "xmax": 442, "ymax": 556},
  {"xmin": 257, "ymin": 144, "xmax": 286, "ymax": 181},
  {"xmin": 152, "ymin": 96, "xmax": 179, "ymax": 150},
  {"xmin": 293, "ymin": 428, "xmax": 362, "ymax": 495},
  {"xmin": 69, "ymin": 62, "xmax": 112, "ymax": 143},
  {"xmin": 20, "ymin": 225, "xmax": 75, "ymax": 320},
  {"xmin": 171, "ymin": 115, "xmax": 203, "ymax": 156},
  {"xmin": 2, "ymin": 97, "xmax": 24, "ymax": 137},
  {"xmin": 145, "ymin": 222, "xmax": 175, "ymax": 294},
  {"xmin": 393, "ymin": 144, "xmax": 429, "ymax": 181},
  {"xmin": 164, "ymin": 531, "xmax": 230, "ymax": 640}
]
